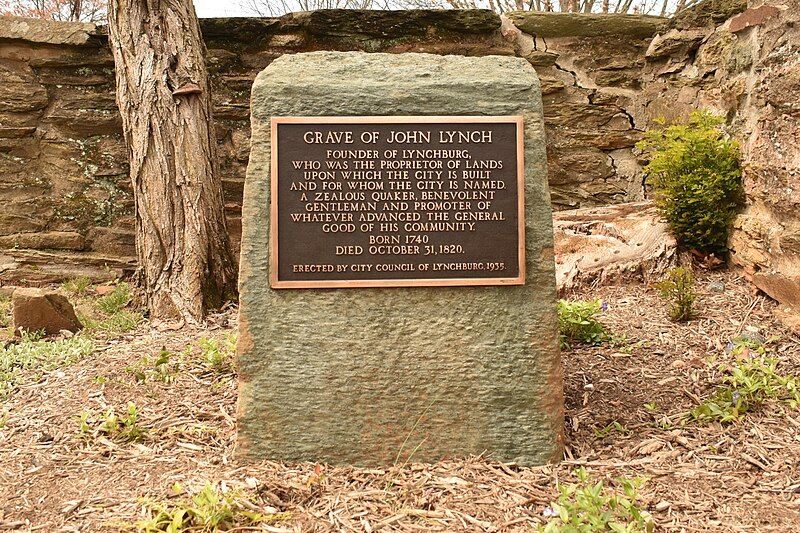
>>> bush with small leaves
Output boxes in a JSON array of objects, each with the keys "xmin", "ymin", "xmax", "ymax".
[
  {"xmin": 637, "ymin": 111, "xmax": 742, "ymax": 256},
  {"xmin": 558, "ymin": 300, "xmax": 609, "ymax": 349},
  {"xmin": 540, "ymin": 467, "xmax": 654, "ymax": 533},
  {"xmin": 655, "ymin": 267, "xmax": 696, "ymax": 322}
]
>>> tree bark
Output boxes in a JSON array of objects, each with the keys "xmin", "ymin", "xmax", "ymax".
[{"xmin": 107, "ymin": 0, "xmax": 237, "ymax": 324}]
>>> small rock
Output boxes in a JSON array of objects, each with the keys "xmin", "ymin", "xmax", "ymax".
[
  {"xmin": 729, "ymin": 5, "xmax": 781, "ymax": 33},
  {"xmin": 655, "ymin": 500, "xmax": 671, "ymax": 512},
  {"xmin": 737, "ymin": 330, "xmax": 766, "ymax": 346},
  {"xmin": 95, "ymin": 285, "xmax": 116, "ymax": 296},
  {"xmin": 646, "ymin": 28, "xmax": 707, "ymax": 59},
  {"xmin": 774, "ymin": 307, "xmax": 800, "ymax": 334},
  {"xmin": 708, "ymin": 281, "xmax": 726, "ymax": 293},
  {"xmin": 524, "ymin": 50, "xmax": 559, "ymax": 67},
  {"xmin": 671, "ymin": 359, "xmax": 686, "ymax": 369},
  {"xmin": 12, "ymin": 287, "xmax": 83, "ymax": 336}
]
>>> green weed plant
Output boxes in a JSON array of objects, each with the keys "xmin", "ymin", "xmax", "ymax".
[
  {"xmin": 540, "ymin": 467, "xmax": 654, "ymax": 532},
  {"xmin": 126, "ymin": 348, "xmax": 179, "ymax": 383},
  {"xmin": 1, "ymin": 333, "xmax": 93, "ymax": 399},
  {"xmin": 61, "ymin": 276, "xmax": 92, "ymax": 295},
  {"xmin": 78, "ymin": 401, "xmax": 146, "ymax": 442},
  {"xmin": 137, "ymin": 482, "xmax": 290, "ymax": 532},
  {"xmin": 558, "ymin": 300, "xmax": 609, "ymax": 349},
  {"xmin": 691, "ymin": 356, "xmax": 800, "ymax": 424},
  {"xmin": 655, "ymin": 267, "xmax": 696, "ymax": 322},
  {"xmin": 79, "ymin": 282, "xmax": 141, "ymax": 335},
  {"xmin": 97, "ymin": 282, "xmax": 132, "ymax": 315},
  {"xmin": 198, "ymin": 335, "xmax": 236, "ymax": 373}
]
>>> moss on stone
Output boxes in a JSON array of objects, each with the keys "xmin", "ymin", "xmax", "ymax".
[
  {"xmin": 199, "ymin": 10, "xmax": 501, "ymax": 53},
  {"xmin": 508, "ymin": 12, "xmax": 667, "ymax": 39},
  {"xmin": 670, "ymin": 0, "xmax": 747, "ymax": 30}
]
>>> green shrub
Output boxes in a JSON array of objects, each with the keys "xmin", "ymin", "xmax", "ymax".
[
  {"xmin": 637, "ymin": 111, "xmax": 742, "ymax": 256},
  {"xmin": 690, "ymin": 357, "xmax": 800, "ymax": 424},
  {"xmin": 540, "ymin": 467, "xmax": 654, "ymax": 533},
  {"xmin": 61, "ymin": 276, "xmax": 92, "ymax": 295},
  {"xmin": 655, "ymin": 267, "xmax": 696, "ymax": 322},
  {"xmin": 137, "ymin": 483, "xmax": 290, "ymax": 532},
  {"xmin": 558, "ymin": 300, "xmax": 609, "ymax": 349},
  {"xmin": 97, "ymin": 282, "xmax": 132, "ymax": 315}
]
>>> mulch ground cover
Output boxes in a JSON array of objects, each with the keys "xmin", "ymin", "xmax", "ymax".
[{"xmin": 1, "ymin": 269, "xmax": 799, "ymax": 531}]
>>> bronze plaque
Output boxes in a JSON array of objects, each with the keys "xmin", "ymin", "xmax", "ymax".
[{"xmin": 270, "ymin": 116, "xmax": 525, "ymax": 289}]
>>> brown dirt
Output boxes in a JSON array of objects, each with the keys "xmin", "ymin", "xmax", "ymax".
[{"xmin": 1, "ymin": 270, "xmax": 799, "ymax": 531}]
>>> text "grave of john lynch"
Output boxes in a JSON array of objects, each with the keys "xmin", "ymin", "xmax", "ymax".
[{"xmin": 271, "ymin": 116, "xmax": 525, "ymax": 288}]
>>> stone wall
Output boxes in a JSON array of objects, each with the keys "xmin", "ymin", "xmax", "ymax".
[
  {"xmin": 507, "ymin": 12, "xmax": 664, "ymax": 209},
  {"xmin": 636, "ymin": 0, "xmax": 800, "ymax": 316},
  {"xmin": 0, "ymin": 10, "xmax": 664, "ymax": 283}
]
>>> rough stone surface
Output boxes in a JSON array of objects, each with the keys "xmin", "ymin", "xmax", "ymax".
[
  {"xmin": 637, "ymin": 1, "xmax": 800, "ymax": 318},
  {"xmin": 729, "ymin": 5, "xmax": 781, "ymax": 33},
  {"xmin": 237, "ymin": 51, "xmax": 563, "ymax": 466},
  {"xmin": 0, "ymin": 15, "xmax": 100, "ymax": 45},
  {"xmin": 508, "ymin": 12, "xmax": 666, "ymax": 39},
  {"xmin": 0, "ymin": 231, "xmax": 85, "ymax": 251},
  {"xmin": 11, "ymin": 287, "xmax": 83, "ymax": 336},
  {"xmin": 500, "ymin": 14, "xmax": 655, "ymax": 211},
  {"xmin": 646, "ymin": 29, "xmax": 708, "ymax": 59},
  {"xmin": 669, "ymin": 0, "xmax": 747, "ymax": 29},
  {"xmin": 0, "ymin": 10, "xmax": 666, "ymax": 283}
]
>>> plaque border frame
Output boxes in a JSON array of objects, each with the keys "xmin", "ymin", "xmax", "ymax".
[{"xmin": 270, "ymin": 115, "xmax": 526, "ymax": 289}]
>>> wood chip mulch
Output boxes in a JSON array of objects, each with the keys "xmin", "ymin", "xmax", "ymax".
[{"xmin": 1, "ymin": 270, "xmax": 799, "ymax": 531}]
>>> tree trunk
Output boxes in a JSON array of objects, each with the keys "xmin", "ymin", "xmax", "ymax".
[{"xmin": 107, "ymin": 0, "xmax": 237, "ymax": 325}]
